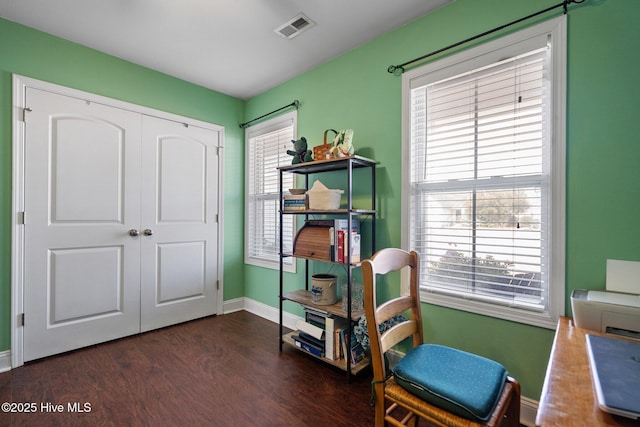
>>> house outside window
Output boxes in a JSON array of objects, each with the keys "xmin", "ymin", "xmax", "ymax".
[
  {"xmin": 402, "ymin": 17, "xmax": 566, "ymax": 328},
  {"xmin": 245, "ymin": 111, "xmax": 296, "ymax": 272}
]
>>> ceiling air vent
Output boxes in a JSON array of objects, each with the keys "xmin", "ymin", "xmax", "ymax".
[{"xmin": 275, "ymin": 13, "xmax": 316, "ymax": 39}]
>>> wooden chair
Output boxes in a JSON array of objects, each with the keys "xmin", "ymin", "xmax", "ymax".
[{"xmin": 361, "ymin": 248, "xmax": 521, "ymax": 427}]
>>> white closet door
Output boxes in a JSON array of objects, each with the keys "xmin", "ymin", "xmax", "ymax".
[
  {"xmin": 139, "ymin": 115, "xmax": 220, "ymax": 331},
  {"xmin": 23, "ymin": 88, "xmax": 143, "ymax": 362}
]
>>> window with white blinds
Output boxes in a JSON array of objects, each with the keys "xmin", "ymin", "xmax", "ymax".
[
  {"xmin": 402, "ymin": 17, "xmax": 566, "ymax": 328},
  {"xmin": 245, "ymin": 111, "xmax": 296, "ymax": 272}
]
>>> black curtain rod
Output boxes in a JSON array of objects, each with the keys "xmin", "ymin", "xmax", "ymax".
[
  {"xmin": 387, "ymin": 0, "xmax": 585, "ymax": 75},
  {"xmin": 239, "ymin": 100, "xmax": 300, "ymax": 128}
]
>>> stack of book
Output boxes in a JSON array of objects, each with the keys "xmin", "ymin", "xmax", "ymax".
[
  {"xmin": 291, "ymin": 327, "xmax": 325, "ymax": 358},
  {"xmin": 283, "ymin": 194, "xmax": 307, "ymax": 211},
  {"xmin": 291, "ymin": 306, "xmax": 345, "ymax": 360},
  {"xmin": 291, "ymin": 306, "xmax": 365, "ymax": 364}
]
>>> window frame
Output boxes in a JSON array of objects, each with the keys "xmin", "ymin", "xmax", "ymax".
[
  {"xmin": 401, "ymin": 17, "xmax": 566, "ymax": 329},
  {"xmin": 244, "ymin": 111, "xmax": 297, "ymax": 273}
]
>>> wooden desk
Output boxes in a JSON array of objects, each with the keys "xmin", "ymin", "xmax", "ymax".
[{"xmin": 536, "ymin": 316, "xmax": 639, "ymax": 426}]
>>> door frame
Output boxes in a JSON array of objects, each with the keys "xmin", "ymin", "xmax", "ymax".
[{"xmin": 11, "ymin": 74, "xmax": 225, "ymax": 368}]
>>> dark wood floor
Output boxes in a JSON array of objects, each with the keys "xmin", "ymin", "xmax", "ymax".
[{"xmin": 0, "ymin": 311, "xmax": 377, "ymax": 426}]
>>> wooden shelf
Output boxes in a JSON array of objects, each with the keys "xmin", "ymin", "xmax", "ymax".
[
  {"xmin": 282, "ymin": 331, "xmax": 370, "ymax": 375},
  {"xmin": 283, "ymin": 290, "xmax": 364, "ymax": 321},
  {"xmin": 282, "ymin": 253, "xmax": 362, "ymax": 266},
  {"xmin": 278, "ymin": 155, "xmax": 378, "ymax": 175},
  {"xmin": 283, "ymin": 208, "xmax": 376, "ymax": 216}
]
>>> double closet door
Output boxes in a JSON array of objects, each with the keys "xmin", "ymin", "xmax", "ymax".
[{"xmin": 22, "ymin": 87, "xmax": 221, "ymax": 362}]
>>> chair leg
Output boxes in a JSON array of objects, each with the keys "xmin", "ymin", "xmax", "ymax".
[
  {"xmin": 374, "ymin": 383, "xmax": 386, "ymax": 427},
  {"xmin": 375, "ymin": 403, "xmax": 385, "ymax": 427},
  {"xmin": 506, "ymin": 398, "xmax": 520, "ymax": 427},
  {"xmin": 505, "ymin": 379, "xmax": 521, "ymax": 427}
]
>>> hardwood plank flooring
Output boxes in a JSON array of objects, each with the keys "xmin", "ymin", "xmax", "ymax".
[{"xmin": 0, "ymin": 311, "xmax": 376, "ymax": 427}]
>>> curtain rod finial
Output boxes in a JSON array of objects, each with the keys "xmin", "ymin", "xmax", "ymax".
[{"xmin": 388, "ymin": 65, "xmax": 405, "ymax": 75}]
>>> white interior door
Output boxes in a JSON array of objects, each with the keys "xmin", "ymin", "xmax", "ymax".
[
  {"xmin": 19, "ymin": 80, "xmax": 223, "ymax": 363},
  {"xmin": 139, "ymin": 116, "xmax": 220, "ymax": 331},
  {"xmin": 23, "ymin": 88, "xmax": 143, "ymax": 362}
]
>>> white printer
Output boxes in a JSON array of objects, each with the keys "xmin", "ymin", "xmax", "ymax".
[
  {"xmin": 571, "ymin": 289, "xmax": 640, "ymax": 337},
  {"xmin": 571, "ymin": 259, "xmax": 640, "ymax": 338}
]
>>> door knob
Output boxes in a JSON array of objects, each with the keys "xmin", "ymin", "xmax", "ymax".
[
  {"xmin": 129, "ymin": 229, "xmax": 140, "ymax": 237},
  {"xmin": 143, "ymin": 229, "xmax": 153, "ymax": 236}
]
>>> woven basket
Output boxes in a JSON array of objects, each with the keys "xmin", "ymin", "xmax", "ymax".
[{"xmin": 313, "ymin": 129, "xmax": 337, "ymax": 161}]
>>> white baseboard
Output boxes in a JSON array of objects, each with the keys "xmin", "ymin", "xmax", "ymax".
[
  {"xmin": 520, "ymin": 396, "xmax": 538, "ymax": 427},
  {"xmin": 0, "ymin": 350, "xmax": 11, "ymax": 373},
  {"xmin": 235, "ymin": 297, "xmax": 301, "ymax": 330},
  {"xmin": 222, "ymin": 297, "xmax": 245, "ymax": 315}
]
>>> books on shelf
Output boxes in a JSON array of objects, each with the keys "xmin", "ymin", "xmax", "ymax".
[
  {"xmin": 292, "ymin": 312, "xmax": 365, "ymax": 364},
  {"xmin": 283, "ymin": 194, "xmax": 307, "ymax": 212},
  {"xmin": 296, "ymin": 319, "xmax": 325, "ymax": 340},
  {"xmin": 298, "ymin": 332, "xmax": 325, "ymax": 349},
  {"xmin": 327, "ymin": 317, "xmax": 348, "ymax": 361},
  {"xmin": 293, "ymin": 309, "xmax": 327, "ymax": 358},
  {"xmin": 305, "ymin": 311, "xmax": 327, "ymax": 329},
  {"xmin": 349, "ymin": 233, "xmax": 361, "ymax": 263},
  {"xmin": 332, "ymin": 219, "xmax": 360, "ymax": 263},
  {"xmin": 340, "ymin": 328, "xmax": 366, "ymax": 365},
  {"xmin": 336, "ymin": 230, "xmax": 361, "ymax": 263},
  {"xmin": 301, "ymin": 306, "xmax": 349, "ymax": 362},
  {"xmin": 303, "ymin": 304, "xmax": 330, "ymax": 317},
  {"xmin": 292, "ymin": 334, "xmax": 324, "ymax": 358}
]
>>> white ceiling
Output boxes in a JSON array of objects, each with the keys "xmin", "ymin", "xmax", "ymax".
[{"xmin": 0, "ymin": 0, "xmax": 451, "ymax": 99}]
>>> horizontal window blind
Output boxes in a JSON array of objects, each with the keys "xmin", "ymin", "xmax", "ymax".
[
  {"xmin": 410, "ymin": 47, "xmax": 550, "ymax": 311},
  {"xmin": 247, "ymin": 123, "xmax": 294, "ymax": 266}
]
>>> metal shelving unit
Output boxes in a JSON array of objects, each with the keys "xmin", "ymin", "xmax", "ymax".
[{"xmin": 277, "ymin": 155, "xmax": 377, "ymax": 380}]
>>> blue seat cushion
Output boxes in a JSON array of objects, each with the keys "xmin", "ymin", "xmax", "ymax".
[{"xmin": 393, "ymin": 344, "xmax": 507, "ymax": 422}]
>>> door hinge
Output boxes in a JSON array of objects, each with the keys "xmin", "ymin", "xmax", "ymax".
[
  {"xmin": 216, "ymin": 214, "xmax": 219, "ymax": 223},
  {"xmin": 17, "ymin": 211, "xmax": 25, "ymax": 225},
  {"xmin": 216, "ymin": 280, "xmax": 220, "ymax": 290},
  {"xmin": 18, "ymin": 313, "xmax": 24, "ymax": 326},
  {"xmin": 20, "ymin": 107, "xmax": 32, "ymax": 122}
]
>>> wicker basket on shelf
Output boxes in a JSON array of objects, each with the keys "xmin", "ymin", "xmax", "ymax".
[{"xmin": 313, "ymin": 128, "xmax": 337, "ymax": 161}]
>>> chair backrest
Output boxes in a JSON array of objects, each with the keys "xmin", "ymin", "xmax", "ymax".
[{"xmin": 362, "ymin": 248, "xmax": 423, "ymax": 382}]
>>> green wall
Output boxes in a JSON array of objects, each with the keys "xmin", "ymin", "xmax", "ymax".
[
  {"xmin": 245, "ymin": 0, "xmax": 640, "ymax": 400},
  {"xmin": 0, "ymin": 18, "xmax": 246, "ymax": 352}
]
